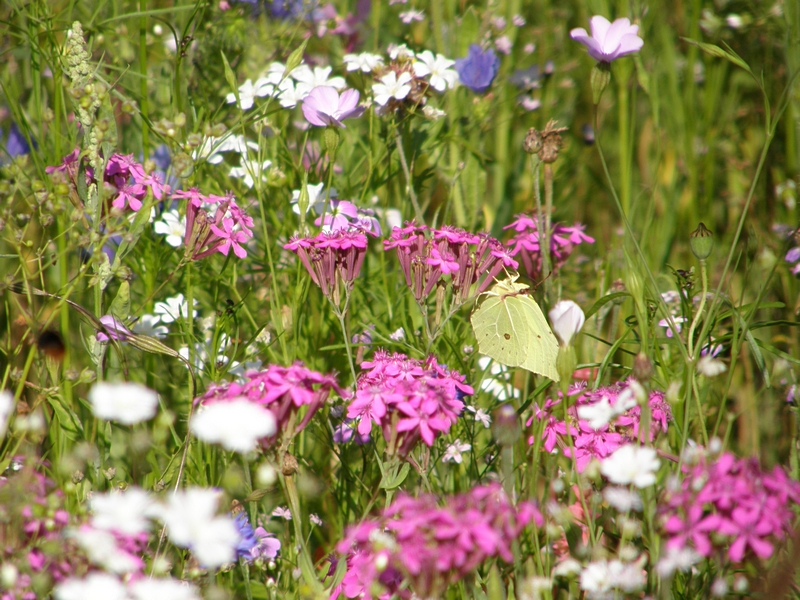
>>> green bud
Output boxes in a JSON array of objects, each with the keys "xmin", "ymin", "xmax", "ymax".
[
  {"xmin": 690, "ymin": 222, "xmax": 713, "ymax": 260},
  {"xmin": 555, "ymin": 345, "xmax": 576, "ymax": 384},
  {"xmin": 172, "ymin": 152, "xmax": 194, "ymax": 179},
  {"xmin": 523, "ymin": 128, "xmax": 542, "ymax": 154},
  {"xmin": 591, "ymin": 62, "xmax": 612, "ymax": 105},
  {"xmin": 323, "ymin": 127, "xmax": 340, "ymax": 160}
]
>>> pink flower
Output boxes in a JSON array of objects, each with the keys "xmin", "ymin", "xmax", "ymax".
[
  {"xmin": 209, "ymin": 216, "xmax": 251, "ymax": 259},
  {"xmin": 302, "ymin": 86, "xmax": 364, "ymax": 128},
  {"xmin": 570, "ymin": 16, "xmax": 644, "ymax": 63}
]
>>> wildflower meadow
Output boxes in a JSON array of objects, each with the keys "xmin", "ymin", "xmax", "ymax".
[{"xmin": 3, "ymin": 1, "xmax": 800, "ymax": 598}]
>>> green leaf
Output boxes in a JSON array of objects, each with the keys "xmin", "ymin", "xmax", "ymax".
[
  {"xmin": 48, "ymin": 396, "xmax": 84, "ymax": 441},
  {"xmin": 379, "ymin": 462, "xmax": 410, "ymax": 490},
  {"xmin": 285, "ymin": 38, "xmax": 309, "ymax": 75},
  {"xmin": 682, "ymin": 38, "xmax": 754, "ymax": 77},
  {"xmin": 109, "ymin": 280, "xmax": 131, "ymax": 320},
  {"xmin": 221, "ymin": 51, "xmax": 239, "ymax": 106},
  {"xmin": 584, "ymin": 292, "xmax": 629, "ymax": 319},
  {"xmin": 486, "ymin": 564, "xmax": 506, "ymax": 600}
]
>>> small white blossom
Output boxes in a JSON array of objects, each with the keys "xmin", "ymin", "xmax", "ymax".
[
  {"xmin": 389, "ymin": 327, "xmax": 406, "ymax": 341},
  {"xmin": 343, "ymin": 52, "xmax": 384, "ymax": 72},
  {"xmin": 388, "ymin": 43, "xmax": 415, "ymax": 60},
  {"xmin": 442, "ymin": 439, "xmax": 471, "ymax": 463},
  {"xmin": 153, "ymin": 209, "xmax": 186, "ymax": 248},
  {"xmin": 129, "ymin": 578, "xmax": 201, "ymax": 600},
  {"xmin": 55, "ymin": 573, "xmax": 128, "ymax": 600},
  {"xmin": 225, "ymin": 78, "xmax": 274, "ymax": 110},
  {"xmin": 291, "ymin": 65, "xmax": 345, "ymax": 90},
  {"xmin": 272, "ymin": 506, "xmax": 292, "ymax": 520},
  {"xmin": 372, "ymin": 71, "xmax": 413, "ymax": 106},
  {"xmin": 309, "ymin": 514, "xmax": 323, "ymax": 526},
  {"xmin": 655, "ymin": 546, "xmax": 702, "ymax": 578},
  {"xmin": 229, "ymin": 157, "xmax": 272, "ymax": 189},
  {"xmin": 602, "ymin": 487, "xmax": 643, "ymax": 513},
  {"xmin": 601, "ymin": 445, "xmax": 660, "ymax": 488},
  {"xmin": 90, "ymin": 487, "xmax": 155, "ymax": 535},
  {"xmin": 290, "ymin": 182, "xmax": 338, "ymax": 215},
  {"xmin": 191, "ymin": 399, "xmax": 277, "ymax": 453},
  {"xmin": 697, "ymin": 355, "xmax": 727, "ymax": 377},
  {"xmin": 549, "ymin": 300, "xmax": 585, "ymax": 346},
  {"xmin": 466, "ymin": 405, "xmax": 492, "ymax": 428},
  {"xmin": 88, "ymin": 381, "xmax": 158, "ymax": 425},
  {"xmin": 412, "ymin": 50, "xmax": 458, "ymax": 92},
  {"xmin": 69, "ymin": 528, "xmax": 142, "ymax": 573},
  {"xmin": 154, "ymin": 293, "xmax": 197, "ymax": 323},
  {"xmin": 132, "ymin": 314, "xmax": 169, "ymax": 339}
]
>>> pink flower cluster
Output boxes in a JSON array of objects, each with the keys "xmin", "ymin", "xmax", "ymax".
[
  {"xmin": 196, "ymin": 362, "xmax": 343, "ymax": 444},
  {"xmin": 383, "ymin": 223, "xmax": 518, "ymax": 304},
  {"xmin": 345, "ymin": 350, "xmax": 472, "ymax": 455},
  {"xmin": 0, "ymin": 463, "xmax": 84, "ymax": 599},
  {"xmin": 46, "ymin": 148, "xmax": 170, "ymax": 212},
  {"xmin": 528, "ymin": 380, "xmax": 672, "ymax": 472},
  {"xmin": 504, "ymin": 214, "xmax": 594, "ymax": 281},
  {"xmin": 331, "ymin": 484, "xmax": 543, "ymax": 599},
  {"xmin": 661, "ymin": 452, "xmax": 800, "ymax": 563},
  {"xmin": 284, "ymin": 230, "xmax": 370, "ymax": 306},
  {"xmin": 176, "ymin": 188, "xmax": 254, "ymax": 259}
]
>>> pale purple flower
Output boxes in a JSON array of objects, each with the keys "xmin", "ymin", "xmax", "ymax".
[
  {"xmin": 570, "ymin": 16, "xmax": 644, "ymax": 63},
  {"xmin": 301, "ymin": 86, "xmax": 364, "ymax": 128},
  {"xmin": 272, "ymin": 506, "xmax": 292, "ymax": 520},
  {"xmin": 399, "ymin": 9, "xmax": 424, "ymax": 23}
]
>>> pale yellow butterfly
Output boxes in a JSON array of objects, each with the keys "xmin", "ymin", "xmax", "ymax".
[{"xmin": 470, "ymin": 272, "xmax": 560, "ymax": 382}]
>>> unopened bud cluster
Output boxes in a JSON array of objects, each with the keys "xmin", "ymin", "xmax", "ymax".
[{"xmin": 524, "ymin": 119, "xmax": 568, "ymax": 163}]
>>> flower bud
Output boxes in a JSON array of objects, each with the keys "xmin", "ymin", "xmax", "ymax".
[
  {"xmin": 633, "ymin": 352, "xmax": 653, "ymax": 382},
  {"xmin": 524, "ymin": 127, "xmax": 542, "ymax": 154},
  {"xmin": 590, "ymin": 62, "xmax": 611, "ymax": 104},
  {"xmin": 690, "ymin": 222, "xmax": 713, "ymax": 260},
  {"xmin": 549, "ymin": 300, "xmax": 585, "ymax": 346}
]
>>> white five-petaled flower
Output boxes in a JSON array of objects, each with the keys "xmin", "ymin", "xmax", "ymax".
[
  {"xmin": 154, "ymin": 293, "xmax": 197, "ymax": 324},
  {"xmin": 548, "ymin": 300, "xmax": 586, "ymax": 346},
  {"xmin": 372, "ymin": 71, "xmax": 413, "ymax": 106},
  {"xmin": 153, "ymin": 209, "xmax": 186, "ymax": 248},
  {"xmin": 343, "ymin": 52, "xmax": 384, "ymax": 73},
  {"xmin": 388, "ymin": 43, "xmax": 415, "ymax": 60},
  {"xmin": 577, "ymin": 388, "xmax": 636, "ymax": 430},
  {"xmin": 229, "ymin": 157, "xmax": 273, "ymax": 189},
  {"xmin": 154, "ymin": 488, "xmax": 240, "ymax": 568},
  {"xmin": 600, "ymin": 444, "xmax": 660, "ymax": 488},
  {"xmin": 442, "ymin": 439, "xmax": 471, "ymax": 463},
  {"xmin": 88, "ymin": 381, "xmax": 159, "ymax": 425},
  {"xmin": 190, "ymin": 398, "xmax": 277, "ymax": 453},
  {"xmin": 412, "ymin": 50, "xmax": 458, "ymax": 92},
  {"xmin": 225, "ymin": 78, "xmax": 274, "ymax": 110},
  {"xmin": 90, "ymin": 487, "xmax": 155, "ymax": 535}
]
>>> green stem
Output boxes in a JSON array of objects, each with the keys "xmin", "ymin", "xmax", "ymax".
[
  {"xmin": 395, "ymin": 130, "xmax": 424, "ymax": 223},
  {"xmin": 140, "ymin": 0, "xmax": 149, "ymax": 158},
  {"xmin": 687, "ymin": 259, "xmax": 708, "ymax": 359}
]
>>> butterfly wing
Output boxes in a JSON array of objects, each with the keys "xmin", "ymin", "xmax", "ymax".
[
  {"xmin": 513, "ymin": 294, "xmax": 560, "ymax": 382},
  {"xmin": 471, "ymin": 292, "xmax": 526, "ymax": 368}
]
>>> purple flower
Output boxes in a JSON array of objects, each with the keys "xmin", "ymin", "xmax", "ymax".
[
  {"xmin": 4, "ymin": 123, "xmax": 35, "ymax": 157},
  {"xmin": 454, "ymin": 45, "xmax": 500, "ymax": 93},
  {"xmin": 570, "ymin": 16, "xmax": 644, "ymax": 63},
  {"xmin": 301, "ymin": 86, "xmax": 364, "ymax": 128},
  {"xmin": 96, "ymin": 315, "xmax": 132, "ymax": 342},
  {"xmin": 233, "ymin": 512, "xmax": 281, "ymax": 561}
]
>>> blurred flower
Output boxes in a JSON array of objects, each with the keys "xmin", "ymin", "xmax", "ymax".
[
  {"xmin": 442, "ymin": 439, "xmax": 471, "ymax": 463},
  {"xmin": 155, "ymin": 488, "xmax": 240, "ymax": 568},
  {"xmin": 477, "ymin": 356, "xmax": 520, "ymax": 401},
  {"xmin": 466, "ymin": 405, "xmax": 492, "ymax": 428},
  {"xmin": 412, "ymin": 50, "xmax": 458, "ymax": 92},
  {"xmin": 495, "ymin": 36, "xmax": 512, "ymax": 54},
  {"xmin": 399, "ymin": 9, "xmax": 424, "ymax": 23},
  {"xmin": 190, "ymin": 398, "xmax": 277, "ymax": 453},
  {"xmin": 88, "ymin": 381, "xmax": 159, "ymax": 425},
  {"xmin": 655, "ymin": 547, "xmax": 702, "ymax": 578},
  {"xmin": 68, "ymin": 526, "xmax": 143, "ymax": 574},
  {"xmin": 229, "ymin": 157, "xmax": 272, "ymax": 189},
  {"xmin": 570, "ymin": 16, "xmax": 643, "ymax": 63},
  {"xmin": 154, "ymin": 293, "xmax": 198, "ymax": 323},
  {"xmin": 512, "ymin": 14, "xmax": 526, "ymax": 26},
  {"xmin": 233, "ymin": 512, "xmax": 281, "ymax": 561},
  {"xmin": 388, "ymin": 43, "xmax": 415, "ymax": 60},
  {"xmin": 372, "ymin": 71, "xmax": 413, "ymax": 106},
  {"xmin": 600, "ymin": 444, "xmax": 660, "ymax": 488},
  {"xmin": 657, "ymin": 315, "xmax": 687, "ymax": 338},
  {"xmin": 225, "ymin": 78, "xmax": 274, "ymax": 110},
  {"xmin": 697, "ymin": 355, "xmax": 727, "ymax": 377},
  {"xmin": 131, "ymin": 314, "xmax": 169, "ymax": 339},
  {"xmin": 128, "ymin": 578, "xmax": 201, "ymax": 600},
  {"xmin": 3, "ymin": 122, "xmax": 34, "ymax": 158},
  {"xmin": 603, "ymin": 487, "xmax": 643, "ymax": 513},
  {"xmin": 154, "ymin": 209, "xmax": 186, "ymax": 247},
  {"xmin": 343, "ymin": 52, "xmax": 384, "ymax": 72},
  {"xmin": 302, "ymin": 86, "xmax": 364, "ymax": 128},
  {"xmin": 290, "ymin": 182, "xmax": 338, "ymax": 215},
  {"xmin": 272, "ymin": 506, "xmax": 292, "ymax": 520},
  {"xmin": 0, "ymin": 390, "xmax": 13, "ymax": 438},
  {"xmin": 291, "ymin": 65, "xmax": 345, "ymax": 90},
  {"xmin": 90, "ymin": 487, "xmax": 155, "ymax": 535},
  {"xmin": 310, "ymin": 513, "xmax": 323, "ymax": 526},
  {"xmin": 455, "ymin": 44, "xmax": 500, "ymax": 93},
  {"xmin": 55, "ymin": 573, "xmax": 128, "ymax": 600},
  {"xmin": 580, "ymin": 559, "xmax": 646, "ymax": 599},
  {"xmin": 549, "ymin": 300, "xmax": 586, "ymax": 346}
]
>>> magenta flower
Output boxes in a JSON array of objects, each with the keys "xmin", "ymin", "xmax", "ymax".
[
  {"xmin": 96, "ymin": 315, "xmax": 132, "ymax": 342},
  {"xmin": 301, "ymin": 86, "xmax": 365, "ymax": 128},
  {"xmin": 570, "ymin": 16, "xmax": 643, "ymax": 63}
]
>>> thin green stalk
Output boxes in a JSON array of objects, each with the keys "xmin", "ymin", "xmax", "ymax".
[
  {"xmin": 140, "ymin": 0, "xmax": 149, "ymax": 158},
  {"xmin": 531, "ymin": 157, "xmax": 550, "ymax": 283},
  {"xmin": 687, "ymin": 259, "xmax": 708, "ymax": 359},
  {"xmin": 395, "ymin": 130, "xmax": 424, "ymax": 223}
]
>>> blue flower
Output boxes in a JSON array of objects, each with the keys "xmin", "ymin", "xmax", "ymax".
[
  {"xmin": 455, "ymin": 45, "xmax": 500, "ymax": 93},
  {"xmin": 233, "ymin": 512, "xmax": 282, "ymax": 562},
  {"xmin": 268, "ymin": 0, "xmax": 316, "ymax": 19},
  {"xmin": 3, "ymin": 123, "xmax": 35, "ymax": 158}
]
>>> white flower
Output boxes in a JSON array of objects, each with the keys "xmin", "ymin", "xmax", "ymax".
[
  {"xmin": 477, "ymin": 356, "xmax": 519, "ymax": 401},
  {"xmin": 55, "ymin": 573, "xmax": 128, "ymax": 600},
  {"xmin": 548, "ymin": 300, "xmax": 585, "ymax": 346},
  {"xmin": 388, "ymin": 43, "xmax": 415, "ymax": 60},
  {"xmin": 389, "ymin": 327, "xmax": 405, "ymax": 341},
  {"xmin": 91, "ymin": 487, "xmax": 155, "ymax": 535},
  {"xmin": 193, "ymin": 134, "xmax": 258, "ymax": 164},
  {"xmin": 132, "ymin": 314, "xmax": 169, "ymax": 339},
  {"xmin": 580, "ymin": 559, "xmax": 645, "ymax": 599},
  {"xmin": 153, "ymin": 209, "xmax": 186, "ymax": 247},
  {"xmin": 412, "ymin": 50, "xmax": 457, "ymax": 92},
  {"xmin": 0, "ymin": 390, "xmax": 13, "ymax": 439},
  {"xmin": 577, "ymin": 388, "xmax": 636, "ymax": 430},
  {"xmin": 399, "ymin": 9, "xmax": 425, "ymax": 23},
  {"xmin": 442, "ymin": 439, "xmax": 471, "ymax": 463},
  {"xmin": 600, "ymin": 444, "xmax": 660, "ymax": 488},
  {"xmin": 154, "ymin": 293, "xmax": 197, "ymax": 323},
  {"xmin": 291, "ymin": 65, "xmax": 345, "ymax": 90},
  {"xmin": 290, "ymin": 182, "xmax": 338, "ymax": 215},
  {"xmin": 372, "ymin": 72, "xmax": 412, "ymax": 106},
  {"xmin": 69, "ymin": 527, "xmax": 142, "ymax": 573},
  {"xmin": 155, "ymin": 488, "xmax": 240, "ymax": 568},
  {"xmin": 343, "ymin": 52, "xmax": 384, "ymax": 72},
  {"xmin": 422, "ymin": 105, "xmax": 446, "ymax": 120},
  {"xmin": 225, "ymin": 78, "xmax": 274, "ymax": 110},
  {"xmin": 88, "ymin": 381, "xmax": 158, "ymax": 425},
  {"xmin": 191, "ymin": 399, "xmax": 277, "ymax": 453},
  {"xmin": 129, "ymin": 578, "xmax": 201, "ymax": 600},
  {"xmin": 602, "ymin": 486, "xmax": 642, "ymax": 513},
  {"xmin": 229, "ymin": 157, "xmax": 272, "ymax": 189},
  {"xmin": 655, "ymin": 546, "xmax": 702, "ymax": 578},
  {"xmin": 466, "ymin": 405, "xmax": 492, "ymax": 428},
  {"xmin": 552, "ymin": 558, "xmax": 582, "ymax": 578},
  {"xmin": 697, "ymin": 355, "xmax": 727, "ymax": 377}
]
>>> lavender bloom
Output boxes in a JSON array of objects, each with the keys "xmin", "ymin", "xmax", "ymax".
[
  {"xmin": 570, "ymin": 16, "xmax": 643, "ymax": 63},
  {"xmin": 233, "ymin": 513, "xmax": 281, "ymax": 562},
  {"xmin": 302, "ymin": 86, "xmax": 364, "ymax": 128},
  {"xmin": 96, "ymin": 315, "xmax": 133, "ymax": 342},
  {"xmin": 454, "ymin": 45, "xmax": 500, "ymax": 93},
  {"xmin": 3, "ymin": 123, "xmax": 35, "ymax": 158}
]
